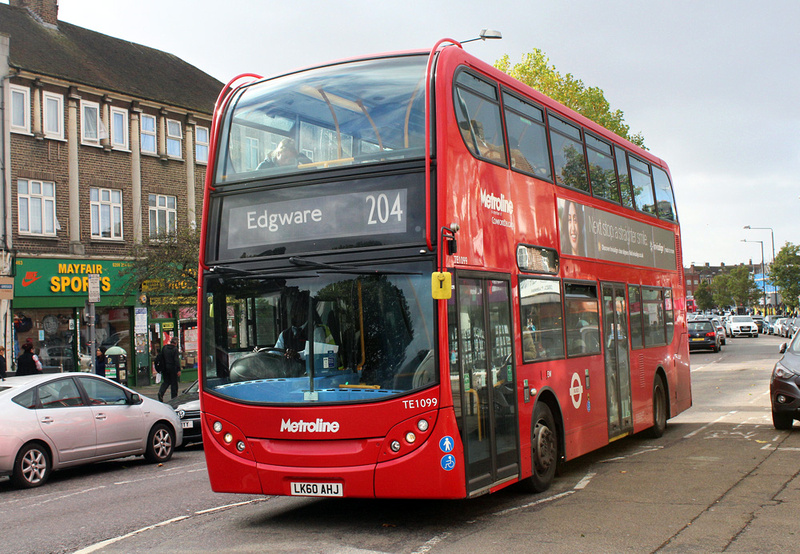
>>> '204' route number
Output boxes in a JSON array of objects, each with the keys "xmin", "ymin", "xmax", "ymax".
[{"xmin": 366, "ymin": 193, "xmax": 404, "ymax": 225}]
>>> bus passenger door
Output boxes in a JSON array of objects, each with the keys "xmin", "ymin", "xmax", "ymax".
[
  {"xmin": 602, "ymin": 283, "xmax": 633, "ymax": 439},
  {"xmin": 448, "ymin": 275, "xmax": 519, "ymax": 495}
]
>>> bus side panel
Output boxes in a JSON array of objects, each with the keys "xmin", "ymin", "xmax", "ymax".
[
  {"xmin": 374, "ymin": 407, "xmax": 467, "ymax": 499},
  {"xmin": 201, "ymin": 422, "xmax": 262, "ymax": 494}
]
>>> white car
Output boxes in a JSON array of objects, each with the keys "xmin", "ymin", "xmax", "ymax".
[
  {"xmin": 710, "ymin": 318, "xmax": 727, "ymax": 345},
  {"xmin": 726, "ymin": 315, "xmax": 759, "ymax": 338},
  {"xmin": 0, "ymin": 373, "xmax": 182, "ymax": 488}
]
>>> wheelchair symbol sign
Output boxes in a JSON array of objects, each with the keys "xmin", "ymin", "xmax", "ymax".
[
  {"xmin": 439, "ymin": 436, "xmax": 454, "ymax": 453},
  {"xmin": 441, "ymin": 454, "xmax": 456, "ymax": 471}
]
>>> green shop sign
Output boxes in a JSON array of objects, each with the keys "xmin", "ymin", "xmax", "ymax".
[{"xmin": 15, "ymin": 258, "xmax": 135, "ymax": 298}]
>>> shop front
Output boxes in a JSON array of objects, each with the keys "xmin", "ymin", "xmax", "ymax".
[{"xmin": 13, "ymin": 257, "xmax": 150, "ymax": 386}]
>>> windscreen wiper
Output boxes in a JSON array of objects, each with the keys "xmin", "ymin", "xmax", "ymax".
[
  {"xmin": 288, "ymin": 257, "xmax": 421, "ymax": 275},
  {"xmin": 206, "ymin": 265, "xmax": 317, "ymax": 280}
]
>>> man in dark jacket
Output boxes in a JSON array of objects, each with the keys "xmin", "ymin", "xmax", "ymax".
[{"xmin": 157, "ymin": 337, "xmax": 181, "ymax": 402}]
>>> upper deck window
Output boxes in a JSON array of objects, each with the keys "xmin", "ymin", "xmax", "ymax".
[
  {"xmin": 652, "ymin": 167, "xmax": 677, "ymax": 222},
  {"xmin": 549, "ymin": 115, "xmax": 589, "ymax": 193},
  {"xmin": 503, "ymin": 93, "xmax": 551, "ymax": 180},
  {"xmin": 454, "ymin": 70, "xmax": 507, "ymax": 166},
  {"xmin": 629, "ymin": 156, "xmax": 656, "ymax": 215},
  {"xmin": 215, "ymin": 55, "xmax": 427, "ymax": 183}
]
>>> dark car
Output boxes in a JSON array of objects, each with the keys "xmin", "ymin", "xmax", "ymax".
[
  {"xmin": 166, "ymin": 380, "xmax": 201, "ymax": 445},
  {"xmin": 770, "ymin": 333, "xmax": 800, "ymax": 429},
  {"xmin": 688, "ymin": 319, "xmax": 721, "ymax": 352}
]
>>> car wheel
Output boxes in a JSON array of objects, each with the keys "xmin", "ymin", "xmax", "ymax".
[
  {"xmin": 144, "ymin": 423, "xmax": 175, "ymax": 463},
  {"xmin": 521, "ymin": 402, "xmax": 558, "ymax": 493},
  {"xmin": 772, "ymin": 410, "xmax": 794, "ymax": 431},
  {"xmin": 12, "ymin": 442, "xmax": 51, "ymax": 488}
]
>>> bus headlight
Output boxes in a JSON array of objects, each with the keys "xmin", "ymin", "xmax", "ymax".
[
  {"xmin": 405, "ymin": 432, "xmax": 416, "ymax": 444},
  {"xmin": 213, "ymin": 421, "xmax": 223, "ymax": 433},
  {"xmin": 390, "ymin": 441, "xmax": 401, "ymax": 452},
  {"xmin": 224, "ymin": 433, "xmax": 233, "ymax": 444},
  {"xmin": 417, "ymin": 419, "xmax": 429, "ymax": 432}
]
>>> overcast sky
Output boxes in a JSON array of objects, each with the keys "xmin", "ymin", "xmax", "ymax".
[{"xmin": 39, "ymin": 1, "xmax": 800, "ymax": 267}]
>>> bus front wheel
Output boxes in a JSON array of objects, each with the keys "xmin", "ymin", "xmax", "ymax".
[{"xmin": 523, "ymin": 402, "xmax": 558, "ymax": 493}]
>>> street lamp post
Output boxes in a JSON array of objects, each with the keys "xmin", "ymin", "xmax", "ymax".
[
  {"xmin": 744, "ymin": 226, "xmax": 776, "ymax": 310},
  {"xmin": 741, "ymin": 239, "xmax": 766, "ymax": 314}
]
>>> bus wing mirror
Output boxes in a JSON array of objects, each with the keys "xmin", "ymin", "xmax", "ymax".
[{"xmin": 432, "ymin": 272, "xmax": 452, "ymax": 300}]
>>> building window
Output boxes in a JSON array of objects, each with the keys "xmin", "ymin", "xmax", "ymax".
[
  {"xmin": 10, "ymin": 85, "xmax": 30, "ymax": 134},
  {"xmin": 149, "ymin": 194, "xmax": 177, "ymax": 237},
  {"xmin": 91, "ymin": 187, "xmax": 123, "ymax": 239},
  {"xmin": 166, "ymin": 119, "xmax": 182, "ymax": 158},
  {"xmin": 81, "ymin": 100, "xmax": 101, "ymax": 146},
  {"xmin": 43, "ymin": 92, "xmax": 64, "ymax": 140},
  {"xmin": 141, "ymin": 114, "xmax": 156, "ymax": 154},
  {"xmin": 18, "ymin": 179, "xmax": 56, "ymax": 236},
  {"xmin": 110, "ymin": 107, "xmax": 129, "ymax": 150},
  {"xmin": 196, "ymin": 126, "xmax": 209, "ymax": 163}
]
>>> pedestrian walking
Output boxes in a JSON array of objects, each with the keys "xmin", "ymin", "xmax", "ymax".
[
  {"xmin": 95, "ymin": 347, "xmax": 106, "ymax": 378},
  {"xmin": 16, "ymin": 342, "xmax": 39, "ymax": 376},
  {"xmin": 157, "ymin": 337, "xmax": 181, "ymax": 402},
  {"xmin": 0, "ymin": 346, "xmax": 6, "ymax": 380}
]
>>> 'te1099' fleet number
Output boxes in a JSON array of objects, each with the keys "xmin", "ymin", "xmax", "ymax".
[
  {"xmin": 365, "ymin": 193, "xmax": 404, "ymax": 225},
  {"xmin": 402, "ymin": 397, "xmax": 438, "ymax": 409}
]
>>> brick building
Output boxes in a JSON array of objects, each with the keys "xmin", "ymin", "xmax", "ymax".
[{"xmin": 0, "ymin": 0, "xmax": 222, "ymax": 382}]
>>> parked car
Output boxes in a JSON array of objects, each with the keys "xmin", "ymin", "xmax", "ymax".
[
  {"xmin": 166, "ymin": 380, "xmax": 201, "ymax": 446},
  {"xmin": 765, "ymin": 315, "xmax": 783, "ymax": 335},
  {"xmin": 726, "ymin": 315, "xmax": 759, "ymax": 338},
  {"xmin": 0, "ymin": 373, "xmax": 182, "ymax": 488},
  {"xmin": 775, "ymin": 318, "xmax": 790, "ymax": 337},
  {"xmin": 688, "ymin": 319, "xmax": 721, "ymax": 352},
  {"xmin": 710, "ymin": 318, "xmax": 727, "ymax": 345},
  {"xmin": 771, "ymin": 333, "xmax": 800, "ymax": 429},
  {"xmin": 37, "ymin": 346, "xmax": 91, "ymax": 373}
]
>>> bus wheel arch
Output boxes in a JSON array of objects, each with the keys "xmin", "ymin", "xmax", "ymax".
[
  {"xmin": 522, "ymin": 391, "xmax": 563, "ymax": 493},
  {"xmin": 645, "ymin": 368, "xmax": 670, "ymax": 438}
]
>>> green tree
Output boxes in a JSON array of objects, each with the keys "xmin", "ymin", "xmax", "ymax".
[
  {"xmin": 118, "ymin": 226, "xmax": 201, "ymax": 310},
  {"xmin": 711, "ymin": 273, "xmax": 733, "ymax": 309},
  {"xmin": 495, "ymin": 50, "xmax": 645, "ymax": 148},
  {"xmin": 694, "ymin": 282, "xmax": 714, "ymax": 312},
  {"xmin": 770, "ymin": 243, "xmax": 800, "ymax": 311},
  {"xmin": 727, "ymin": 265, "xmax": 761, "ymax": 309}
]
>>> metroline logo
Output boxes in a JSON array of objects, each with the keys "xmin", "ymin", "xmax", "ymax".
[
  {"xmin": 480, "ymin": 189, "xmax": 514, "ymax": 215},
  {"xmin": 280, "ymin": 418, "xmax": 340, "ymax": 433}
]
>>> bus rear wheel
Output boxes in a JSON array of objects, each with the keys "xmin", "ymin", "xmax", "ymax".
[
  {"xmin": 645, "ymin": 374, "xmax": 668, "ymax": 438},
  {"xmin": 523, "ymin": 402, "xmax": 558, "ymax": 493}
]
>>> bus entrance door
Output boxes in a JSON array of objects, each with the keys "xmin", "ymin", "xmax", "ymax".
[
  {"xmin": 602, "ymin": 283, "xmax": 633, "ymax": 440},
  {"xmin": 451, "ymin": 275, "xmax": 519, "ymax": 495}
]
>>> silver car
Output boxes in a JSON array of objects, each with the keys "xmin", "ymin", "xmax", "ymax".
[{"xmin": 0, "ymin": 373, "xmax": 182, "ymax": 488}]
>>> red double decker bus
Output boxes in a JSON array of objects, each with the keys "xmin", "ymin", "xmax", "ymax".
[{"xmin": 198, "ymin": 39, "xmax": 691, "ymax": 499}]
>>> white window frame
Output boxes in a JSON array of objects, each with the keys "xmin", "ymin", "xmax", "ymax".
[
  {"xmin": 141, "ymin": 114, "xmax": 157, "ymax": 154},
  {"xmin": 196, "ymin": 125, "xmax": 209, "ymax": 163},
  {"xmin": 81, "ymin": 100, "xmax": 101, "ymax": 146},
  {"xmin": 91, "ymin": 187, "xmax": 124, "ymax": 239},
  {"xmin": 10, "ymin": 84, "xmax": 31, "ymax": 134},
  {"xmin": 166, "ymin": 119, "xmax": 182, "ymax": 158},
  {"xmin": 110, "ymin": 107, "xmax": 129, "ymax": 150},
  {"xmin": 43, "ymin": 91, "xmax": 64, "ymax": 140},
  {"xmin": 18, "ymin": 179, "xmax": 57, "ymax": 236},
  {"xmin": 149, "ymin": 193, "xmax": 177, "ymax": 238}
]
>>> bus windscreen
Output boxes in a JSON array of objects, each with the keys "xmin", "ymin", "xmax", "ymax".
[
  {"xmin": 202, "ymin": 260, "xmax": 436, "ymax": 404},
  {"xmin": 215, "ymin": 55, "xmax": 428, "ymax": 183}
]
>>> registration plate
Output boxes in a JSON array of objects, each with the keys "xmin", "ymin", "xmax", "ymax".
[
  {"xmin": 290, "ymin": 482, "xmax": 343, "ymax": 497},
  {"xmin": 691, "ymin": 337, "xmax": 704, "ymax": 341},
  {"xmin": 182, "ymin": 421, "xmax": 194, "ymax": 429}
]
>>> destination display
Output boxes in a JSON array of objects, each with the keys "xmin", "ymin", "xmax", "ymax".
[
  {"xmin": 557, "ymin": 197, "xmax": 677, "ymax": 270},
  {"xmin": 214, "ymin": 173, "xmax": 426, "ymax": 260}
]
